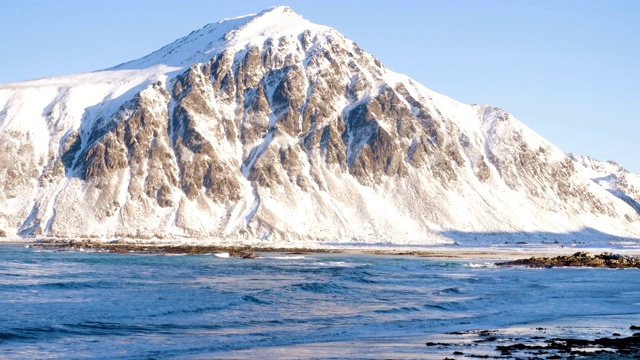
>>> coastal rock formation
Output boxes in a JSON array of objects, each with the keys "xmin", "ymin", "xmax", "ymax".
[
  {"xmin": 496, "ymin": 252, "xmax": 640, "ymax": 268},
  {"xmin": 0, "ymin": 6, "xmax": 639, "ymax": 243},
  {"xmin": 429, "ymin": 327, "xmax": 640, "ymax": 358}
]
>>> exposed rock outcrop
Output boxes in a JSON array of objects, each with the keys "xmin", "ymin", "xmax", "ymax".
[{"xmin": 496, "ymin": 252, "xmax": 640, "ymax": 268}]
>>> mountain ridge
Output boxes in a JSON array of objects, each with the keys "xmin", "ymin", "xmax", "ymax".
[{"xmin": 0, "ymin": 7, "xmax": 638, "ymax": 244}]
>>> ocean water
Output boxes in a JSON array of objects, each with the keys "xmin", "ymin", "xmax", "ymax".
[{"xmin": 1, "ymin": 244, "xmax": 640, "ymax": 359}]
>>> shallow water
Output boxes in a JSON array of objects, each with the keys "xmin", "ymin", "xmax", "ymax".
[{"xmin": 1, "ymin": 244, "xmax": 639, "ymax": 359}]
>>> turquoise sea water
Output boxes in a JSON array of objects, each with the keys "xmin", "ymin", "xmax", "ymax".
[{"xmin": 1, "ymin": 244, "xmax": 639, "ymax": 359}]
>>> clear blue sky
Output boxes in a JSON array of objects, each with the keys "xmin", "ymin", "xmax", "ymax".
[{"xmin": 1, "ymin": 0, "xmax": 639, "ymax": 172}]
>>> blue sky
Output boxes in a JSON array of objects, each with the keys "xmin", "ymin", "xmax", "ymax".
[{"xmin": 1, "ymin": 0, "xmax": 639, "ymax": 172}]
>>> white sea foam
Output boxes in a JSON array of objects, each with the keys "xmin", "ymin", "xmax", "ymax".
[{"xmin": 463, "ymin": 262, "xmax": 497, "ymax": 268}]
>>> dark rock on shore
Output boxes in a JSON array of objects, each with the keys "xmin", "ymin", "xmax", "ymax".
[
  {"xmin": 233, "ymin": 252, "xmax": 258, "ymax": 259},
  {"xmin": 497, "ymin": 333, "xmax": 640, "ymax": 357},
  {"xmin": 434, "ymin": 327, "xmax": 640, "ymax": 358},
  {"xmin": 31, "ymin": 239, "xmax": 340, "ymax": 256},
  {"xmin": 496, "ymin": 251, "xmax": 640, "ymax": 268}
]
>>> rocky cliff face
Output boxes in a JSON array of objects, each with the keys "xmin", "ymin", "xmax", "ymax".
[{"xmin": 0, "ymin": 6, "xmax": 639, "ymax": 243}]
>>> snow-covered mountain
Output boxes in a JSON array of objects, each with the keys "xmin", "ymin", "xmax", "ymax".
[{"xmin": 1, "ymin": 6, "xmax": 639, "ymax": 243}]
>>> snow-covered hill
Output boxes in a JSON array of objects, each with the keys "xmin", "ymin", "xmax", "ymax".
[{"xmin": 0, "ymin": 6, "xmax": 639, "ymax": 244}]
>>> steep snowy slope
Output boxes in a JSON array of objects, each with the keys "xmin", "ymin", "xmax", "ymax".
[{"xmin": 0, "ymin": 6, "xmax": 638, "ymax": 243}]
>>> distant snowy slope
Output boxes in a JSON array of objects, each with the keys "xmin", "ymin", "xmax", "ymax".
[
  {"xmin": 0, "ymin": 6, "xmax": 638, "ymax": 243},
  {"xmin": 571, "ymin": 154, "xmax": 640, "ymax": 215}
]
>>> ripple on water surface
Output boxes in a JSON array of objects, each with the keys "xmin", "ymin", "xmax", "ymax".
[{"xmin": 1, "ymin": 245, "xmax": 640, "ymax": 359}]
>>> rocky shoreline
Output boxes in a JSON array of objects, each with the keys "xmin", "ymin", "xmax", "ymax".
[
  {"xmin": 30, "ymin": 239, "xmax": 341, "ymax": 258},
  {"xmin": 496, "ymin": 251, "xmax": 640, "ymax": 269},
  {"xmin": 25, "ymin": 241, "xmax": 640, "ymax": 267},
  {"xmin": 430, "ymin": 326, "xmax": 640, "ymax": 359},
  {"xmin": 24, "ymin": 239, "xmax": 514, "ymax": 259}
]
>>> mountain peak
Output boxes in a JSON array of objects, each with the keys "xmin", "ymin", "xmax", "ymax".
[
  {"xmin": 2, "ymin": 6, "xmax": 640, "ymax": 243},
  {"xmin": 112, "ymin": 6, "xmax": 327, "ymax": 71},
  {"xmin": 254, "ymin": 5, "xmax": 297, "ymax": 18},
  {"xmin": 215, "ymin": 5, "xmax": 303, "ymax": 28}
]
